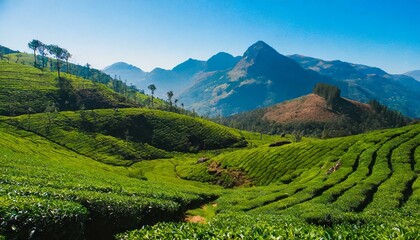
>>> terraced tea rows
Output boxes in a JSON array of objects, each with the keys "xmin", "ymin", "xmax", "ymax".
[
  {"xmin": 0, "ymin": 123, "xmax": 218, "ymax": 239},
  {"xmin": 118, "ymin": 213, "xmax": 419, "ymax": 239},
  {"xmin": 183, "ymin": 124, "xmax": 420, "ymax": 225},
  {"xmin": 2, "ymin": 108, "xmax": 247, "ymax": 165}
]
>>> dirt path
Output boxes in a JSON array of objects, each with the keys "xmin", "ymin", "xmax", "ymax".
[
  {"xmin": 185, "ymin": 215, "xmax": 206, "ymax": 224},
  {"xmin": 184, "ymin": 202, "xmax": 218, "ymax": 224}
]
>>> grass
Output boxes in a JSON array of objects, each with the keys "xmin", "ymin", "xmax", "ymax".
[
  {"xmin": 177, "ymin": 124, "xmax": 420, "ymax": 226},
  {"xmin": 117, "ymin": 213, "xmax": 420, "ymax": 239},
  {"xmin": 2, "ymin": 108, "xmax": 247, "ymax": 166},
  {"xmin": 0, "ymin": 61, "xmax": 133, "ymax": 115},
  {"xmin": 0, "ymin": 60, "xmax": 169, "ymax": 116},
  {"xmin": 2, "ymin": 119, "xmax": 420, "ymax": 239},
  {"xmin": 0, "ymin": 122, "xmax": 219, "ymax": 239}
]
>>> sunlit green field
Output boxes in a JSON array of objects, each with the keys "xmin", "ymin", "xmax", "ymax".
[
  {"xmin": 121, "ymin": 124, "xmax": 420, "ymax": 239},
  {"xmin": 1, "ymin": 59, "xmax": 420, "ymax": 239}
]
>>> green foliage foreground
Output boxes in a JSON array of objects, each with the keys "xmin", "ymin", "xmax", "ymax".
[
  {"xmin": 0, "ymin": 123, "xmax": 216, "ymax": 239},
  {"xmin": 0, "ymin": 105, "xmax": 419, "ymax": 239},
  {"xmin": 117, "ymin": 213, "xmax": 419, "ymax": 240}
]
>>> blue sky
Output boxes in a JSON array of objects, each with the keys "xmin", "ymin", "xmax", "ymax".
[{"xmin": 1, "ymin": 0, "xmax": 419, "ymax": 73}]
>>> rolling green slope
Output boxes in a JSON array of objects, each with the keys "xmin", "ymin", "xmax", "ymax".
[
  {"xmin": 0, "ymin": 60, "xmax": 167, "ymax": 116},
  {"xmin": 0, "ymin": 61, "xmax": 134, "ymax": 115},
  {"xmin": 2, "ymin": 108, "xmax": 247, "ymax": 165},
  {"xmin": 0, "ymin": 122, "xmax": 218, "ymax": 239},
  {"xmin": 179, "ymin": 123, "xmax": 420, "ymax": 225},
  {"xmin": 2, "ymin": 119, "xmax": 420, "ymax": 238}
]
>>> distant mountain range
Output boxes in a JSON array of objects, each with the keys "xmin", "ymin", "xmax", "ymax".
[
  {"xmin": 289, "ymin": 55, "xmax": 420, "ymax": 118},
  {"xmin": 178, "ymin": 41, "xmax": 336, "ymax": 116},
  {"xmin": 404, "ymin": 70, "xmax": 420, "ymax": 81},
  {"xmin": 104, "ymin": 41, "xmax": 420, "ymax": 118},
  {"xmin": 103, "ymin": 52, "xmax": 241, "ymax": 99},
  {"xmin": 103, "ymin": 62, "xmax": 146, "ymax": 86}
]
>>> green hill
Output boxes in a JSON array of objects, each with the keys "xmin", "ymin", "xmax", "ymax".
[
  {"xmin": 2, "ymin": 108, "xmax": 247, "ymax": 165},
  {"xmin": 1, "ymin": 116, "xmax": 419, "ymax": 238},
  {"xmin": 0, "ymin": 53, "xmax": 170, "ymax": 115},
  {"xmin": 178, "ymin": 123, "xmax": 420, "ymax": 227},
  {"xmin": 0, "ymin": 61, "xmax": 142, "ymax": 116},
  {"xmin": 0, "ymin": 122, "xmax": 220, "ymax": 239}
]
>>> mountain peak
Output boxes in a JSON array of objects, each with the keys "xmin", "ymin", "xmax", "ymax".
[
  {"xmin": 103, "ymin": 62, "xmax": 144, "ymax": 72},
  {"xmin": 233, "ymin": 40, "xmax": 302, "ymax": 78},
  {"xmin": 206, "ymin": 52, "xmax": 240, "ymax": 71},
  {"xmin": 172, "ymin": 58, "xmax": 206, "ymax": 74},
  {"xmin": 244, "ymin": 41, "xmax": 278, "ymax": 59},
  {"xmin": 103, "ymin": 62, "xmax": 145, "ymax": 85}
]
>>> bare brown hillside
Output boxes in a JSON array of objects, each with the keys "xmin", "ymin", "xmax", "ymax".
[{"xmin": 263, "ymin": 94, "xmax": 372, "ymax": 124}]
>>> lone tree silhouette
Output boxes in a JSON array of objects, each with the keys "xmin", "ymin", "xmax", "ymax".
[
  {"xmin": 167, "ymin": 90, "xmax": 174, "ymax": 110},
  {"xmin": 28, "ymin": 39, "xmax": 44, "ymax": 67},
  {"xmin": 148, "ymin": 84, "xmax": 156, "ymax": 107}
]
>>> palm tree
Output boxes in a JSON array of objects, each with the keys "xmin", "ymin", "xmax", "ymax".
[
  {"xmin": 148, "ymin": 84, "xmax": 156, "ymax": 107},
  {"xmin": 167, "ymin": 91, "xmax": 174, "ymax": 110},
  {"xmin": 28, "ymin": 39, "xmax": 44, "ymax": 66},
  {"xmin": 174, "ymin": 99, "xmax": 178, "ymax": 107}
]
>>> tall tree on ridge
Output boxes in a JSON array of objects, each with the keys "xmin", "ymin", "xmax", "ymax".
[
  {"xmin": 37, "ymin": 44, "xmax": 47, "ymax": 68},
  {"xmin": 167, "ymin": 90, "xmax": 174, "ymax": 110},
  {"xmin": 28, "ymin": 39, "xmax": 43, "ymax": 66},
  {"xmin": 63, "ymin": 50, "xmax": 72, "ymax": 74},
  {"xmin": 148, "ymin": 84, "xmax": 156, "ymax": 107},
  {"xmin": 85, "ymin": 63, "xmax": 91, "ymax": 79},
  {"xmin": 47, "ymin": 45, "xmax": 69, "ymax": 79}
]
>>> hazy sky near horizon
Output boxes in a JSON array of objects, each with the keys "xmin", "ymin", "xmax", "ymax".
[{"xmin": 1, "ymin": 0, "xmax": 419, "ymax": 74}]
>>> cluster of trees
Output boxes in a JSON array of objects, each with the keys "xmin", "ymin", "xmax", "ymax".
[
  {"xmin": 147, "ymin": 84, "xmax": 182, "ymax": 109},
  {"xmin": 28, "ymin": 39, "xmax": 71, "ymax": 78},
  {"xmin": 313, "ymin": 83, "xmax": 341, "ymax": 110},
  {"xmin": 367, "ymin": 99, "xmax": 407, "ymax": 127},
  {"xmin": 145, "ymin": 84, "xmax": 196, "ymax": 117},
  {"xmin": 26, "ymin": 40, "xmax": 145, "ymax": 106}
]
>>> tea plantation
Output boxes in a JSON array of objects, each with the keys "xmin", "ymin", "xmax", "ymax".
[
  {"xmin": 2, "ymin": 108, "xmax": 247, "ymax": 165},
  {"xmin": 157, "ymin": 123, "xmax": 420, "ymax": 239},
  {"xmin": 1, "ymin": 59, "xmax": 420, "ymax": 239},
  {"xmin": 0, "ymin": 122, "xmax": 220, "ymax": 239}
]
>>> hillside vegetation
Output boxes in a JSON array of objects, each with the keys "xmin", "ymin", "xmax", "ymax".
[
  {"xmin": 0, "ymin": 61, "xmax": 141, "ymax": 116},
  {"xmin": 0, "ymin": 122, "xmax": 219, "ymax": 240},
  {"xmin": 221, "ymin": 84, "xmax": 407, "ymax": 138},
  {"xmin": 181, "ymin": 123, "xmax": 420, "ymax": 221},
  {"xmin": 2, "ymin": 108, "xmax": 247, "ymax": 165},
  {"xmin": 130, "ymin": 123, "xmax": 420, "ymax": 239}
]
